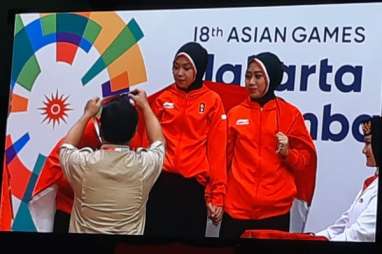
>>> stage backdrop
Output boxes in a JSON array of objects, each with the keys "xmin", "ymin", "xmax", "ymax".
[{"xmin": 2, "ymin": 2, "xmax": 382, "ymax": 235}]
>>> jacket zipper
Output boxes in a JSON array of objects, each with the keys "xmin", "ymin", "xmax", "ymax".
[
  {"xmin": 174, "ymin": 94, "xmax": 188, "ymax": 170},
  {"xmin": 252, "ymin": 106, "xmax": 263, "ymax": 218}
]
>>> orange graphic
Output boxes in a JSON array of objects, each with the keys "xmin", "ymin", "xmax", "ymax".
[{"xmin": 11, "ymin": 94, "xmax": 29, "ymax": 112}]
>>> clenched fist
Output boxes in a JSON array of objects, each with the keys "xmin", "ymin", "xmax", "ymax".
[{"xmin": 275, "ymin": 131, "xmax": 289, "ymax": 158}]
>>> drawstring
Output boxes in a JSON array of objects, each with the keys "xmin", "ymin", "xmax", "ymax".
[
  {"xmin": 275, "ymin": 97, "xmax": 281, "ymax": 132},
  {"xmin": 275, "ymin": 97, "xmax": 296, "ymax": 135},
  {"xmin": 93, "ymin": 118, "xmax": 102, "ymax": 144}
]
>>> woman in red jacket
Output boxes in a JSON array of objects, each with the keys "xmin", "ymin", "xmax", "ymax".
[
  {"xmin": 220, "ymin": 52, "xmax": 317, "ymax": 239},
  {"xmin": 144, "ymin": 42, "xmax": 227, "ymax": 239}
]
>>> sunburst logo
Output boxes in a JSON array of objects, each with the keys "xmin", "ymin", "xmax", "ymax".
[{"xmin": 39, "ymin": 91, "xmax": 72, "ymax": 128}]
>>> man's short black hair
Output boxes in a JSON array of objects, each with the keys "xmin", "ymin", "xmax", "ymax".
[{"xmin": 100, "ymin": 95, "xmax": 138, "ymax": 145}]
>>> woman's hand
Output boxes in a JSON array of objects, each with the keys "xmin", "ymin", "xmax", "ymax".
[
  {"xmin": 207, "ymin": 202, "xmax": 224, "ymax": 225},
  {"xmin": 276, "ymin": 131, "xmax": 289, "ymax": 158}
]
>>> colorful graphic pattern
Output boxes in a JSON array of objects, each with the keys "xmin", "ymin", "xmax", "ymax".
[{"xmin": 3, "ymin": 12, "xmax": 147, "ymax": 231}]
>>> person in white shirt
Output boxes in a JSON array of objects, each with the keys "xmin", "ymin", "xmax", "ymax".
[
  {"xmin": 59, "ymin": 89, "xmax": 165, "ymax": 234},
  {"xmin": 315, "ymin": 115, "xmax": 380, "ymax": 242}
]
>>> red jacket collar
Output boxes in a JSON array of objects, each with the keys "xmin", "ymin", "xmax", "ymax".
[
  {"xmin": 242, "ymin": 96, "xmax": 280, "ymax": 110},
  {"xmin": 169, "ymin": 83, "xmax": 209, "ymax": 98}
]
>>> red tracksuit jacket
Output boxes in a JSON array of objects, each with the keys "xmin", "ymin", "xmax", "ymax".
[
  {"xmin": 151, "ymin": 83, "xmax": 227, "ymax": 206},
  {"xmin": 225, "ymin": 97, "xmax": 317, "ymax": 220}
]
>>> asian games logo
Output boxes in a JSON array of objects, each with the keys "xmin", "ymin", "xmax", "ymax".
[{"xmin": 5, "ymin": 12, "xmax": 147, "ymax": 231}]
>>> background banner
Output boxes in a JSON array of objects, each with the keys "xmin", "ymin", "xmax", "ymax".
[{"xmin": 2, "ymin": 2, "xmax": 382, "ymax": 234}]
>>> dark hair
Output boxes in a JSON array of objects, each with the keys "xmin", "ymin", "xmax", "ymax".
[{"xmin": 100, "ymin": 95, "xmax": 138, "ymax": 145}]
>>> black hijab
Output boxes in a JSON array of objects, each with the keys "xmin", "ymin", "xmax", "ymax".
[
  {"xmin": 247, "ymin": 52, "xmax": 284, "ymax": 106},
  {"xmin": 174, "ymin": 42, "xmax": 208, "ymax": 92},
  {"xmin": 370, "ymin": 115, "xmax": 382, "ymax": 168}
]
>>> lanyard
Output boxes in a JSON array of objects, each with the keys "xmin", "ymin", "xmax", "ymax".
[{"xmin": 101, "ymin": 145, "xmax": 130, "ymax": 152}]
